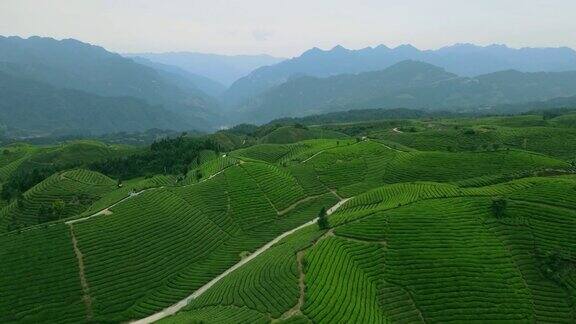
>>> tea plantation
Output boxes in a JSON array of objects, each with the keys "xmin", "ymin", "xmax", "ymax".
[
  {"xmin": 167, "ymin": 177, "xmax": 576, "ymax": 323},
  {"xmin": 1, "ymin": 113, "xmax": 576, "ymax": 323}
]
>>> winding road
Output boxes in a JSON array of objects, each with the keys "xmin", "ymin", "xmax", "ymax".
[
  {"xmin": 60, "ymin": 153, "xmax": 351, "ymax": 323},
  {"xmin": 131, "ymin": 197, "xmax": 351, "ymax": 324}
]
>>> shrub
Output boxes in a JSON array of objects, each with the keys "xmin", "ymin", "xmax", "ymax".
[
  {"xmin": 491, "ymin": 198, "xmax": 507, "ymax": 218},
  {"xmin": 317, "ymin": 207, "xmax": 329, "ymax": 230}
]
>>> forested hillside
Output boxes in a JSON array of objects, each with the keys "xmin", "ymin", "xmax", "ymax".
[
  {"xmin": 234, "ymin": 61, "xmax": 576, "ymax": 123},
  {"xmin": 0, "ymin": 36, "xmax": 222, "ymax": 133},
  {"xmin": 0, "ymin": 71, "xmax": 190, "ymax": 135},
  {"xmin": 224, "ymin": 43, "xmax": 576, "ymax": 106}
]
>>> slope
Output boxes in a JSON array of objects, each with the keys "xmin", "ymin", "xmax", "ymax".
[
  {"xmin": 236, "ymin": 61, "xmax": 576, "ymax": 123},
  {"xmin": 0, "ymin": 71, "xmax": 191, "ymax": 135},
  {"xmin": 0, "ymin": 36, "xmax": 221, "ymax": 130},
  {"xmin": 224, "ymin": 43, "xmax": 576, "ymax": 105},
  {"xmin": 165, "ymin": 176, "xmax": 576, "ymax": 323}
]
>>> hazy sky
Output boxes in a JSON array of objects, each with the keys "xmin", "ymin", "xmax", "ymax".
[{"xmin": 1, "ymin": 0, "xmax": 575, "ymax": 57}]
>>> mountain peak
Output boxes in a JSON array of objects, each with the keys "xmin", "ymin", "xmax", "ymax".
[
  {"xmin": 302, "ymin": 47, "xmax": 324, "ymax": 57},
  {"xmin": 330, "ymin": 45, "xmax": 348, "ymax": 52},
  {"xmin": 375, "ymin": 44, "xmax": 391, "ymax": 51},
  {"xmin": 394, "ymin": 44, "xmax": 419, "ymax": 53}
]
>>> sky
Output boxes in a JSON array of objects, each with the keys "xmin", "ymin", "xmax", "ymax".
[{"xmin": 1, "ymin": 0, "xmax": 575, "ymax": 58}]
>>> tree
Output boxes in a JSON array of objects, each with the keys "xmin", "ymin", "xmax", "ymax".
[
  {"xmin": 317, "ymin": 207, "xmax": 329, "ymax": 230},
  {"xmin": 538, "ymin": 249, "xmax": 574, "ymax": 283},
  {"xmin": 117, "ymin": 179, "xmax": 123, "ymax": 188},
  {"xmin": 38, "ymin": 205, "xmax": 52, "ymax": 223},
  {"xmin": 196, "ymin": 170, "xmax": 202, "ymax": 182},
  {"xmin": 491, "ymin": 198, "xmax": 507, "ymax": 218},
  {"xmin": 52, "ymin": 199, "xmax": 65, "ymax": 217},
  {"xmin": 3, "ymin": 149, "xmax": 9, "ymax": 155}
]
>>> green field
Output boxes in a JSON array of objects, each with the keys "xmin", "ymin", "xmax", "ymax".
[
  {"xmin": 167, "ymin": 177, "xmax": 576, "ymax": 323},
  {"xmin": 1, "ymin": 113, "xmax": 575, "ymax": 323},
  {"xmin": 340, "ymin": 113, "xmax": 576, "ymax": 160}
]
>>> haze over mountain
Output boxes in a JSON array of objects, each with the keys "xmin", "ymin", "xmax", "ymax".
[
  {"xmin": 0, "ymin": 36, "xmax": 224, "ymax": 133},
  {"xmin": 129, "ymin": 57, "xmax": 227, "ymax": 97},
  {"xmin": 0, "ymin": 71, "xmax": 189, "ymax": 136},
  {"xmin": 3, "ymin": 35, "xmax": 576, "ymax": 135},
  {"xmin": 236, "ymin": 60, "xmax": 576, "ymax": 123},
  {"xmin": 224, "ymin": 44, "xmax": 576, "ymax": 106},
  {"xmin": 126, "ymin": 52, "xmax": 285, "ymax": 87}
]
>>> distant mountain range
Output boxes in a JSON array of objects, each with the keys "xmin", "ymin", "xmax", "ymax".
[
  {"xmin": 0, "ymin": 36, "xmax": 225, "ymax": 134},
  {"xmin": 126, "ymin": 52, "xmax": 285, "ymax": 86},
  {"xmin": 2, "ymin": 36, "xmax": 576, "ymax": 135},
  {"xmin": 129, "ymin": 56, "xmax": 227, "ymax": 97},
  {"xmin": 224, "ymin": 43, "xmax": 576, "ymax": 106},
  {"xmin": 234, "ymin": 60, "xmax": 576, "ymax": 123},
  {"xmin": 0, "ymin": 70, "xmax": 188, "ymax": 136}
]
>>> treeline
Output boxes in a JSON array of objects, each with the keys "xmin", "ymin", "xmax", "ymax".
[
  {"xmin": 1, "ymin": 163, "xmax": 71, "ymax": 201},
  {"xmin": 1, "ymin": 135, "xmax": 220, "ymax": 201},
  {"xmin": 89, "ymin": 135, "xmax": 221, "ymax": 180},
  {"xmin": 269, "ymin": 108, "xmax": 459, "ymax": 126}
]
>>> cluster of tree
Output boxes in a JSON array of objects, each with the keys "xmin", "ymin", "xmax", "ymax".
[
  {"xmin": 1, "ymin": 165, "xmax": 60, "ymax": 201},
  {"xmin": 90, "ymin": 135, "xmax": 220, "ymax": 180},
  {"xmin": 0, "ymin": 128, "xmax": 199, "ymax": 147},
  {"xmin": 538, "ymin": 249, "xmax": 575, "ymax": 285},
  {"xmin": 491, "ymin": 198, "xmax": 507, "ymax": 218},
  {"xmin": 317, "ymin": 207, "xmax": 329, "ymax": 230},
  {"xmin": 270, "ymin": 108, "xmax": 448, "ymax": 127},
  {"xmin": 6, "ymin": 198, "xmax": 66, "ymax": 231},
  {"xmin": 38, "ymin": 199, "xmax": 65, "ymax": 223}
]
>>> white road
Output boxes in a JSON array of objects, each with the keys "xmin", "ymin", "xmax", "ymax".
[
  {"xmin": 65, "ymin": 187, "xmax": 159, "ymax": 225},
  {"xmin": 131, "ymin": 197, "xmax": 351, "ymax": 324},
  {"xmin": 65, "ymin": 166, "xmax": 232, "ymax": 226}
]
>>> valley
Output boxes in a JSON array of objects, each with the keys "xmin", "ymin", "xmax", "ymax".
[{"xmin": 2, "ymin": 7, "xmax": 576, "ymax": 322}]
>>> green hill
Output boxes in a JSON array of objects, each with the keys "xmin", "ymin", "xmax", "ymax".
[
  {"xmin": 347, "ymin": 114, "xmax": 576, "ymax": 160},
  {"xmin": 0, "ymin": 116, "xmax": 575, "ymax": 323},
  {"xmin": 0, "ymin": 169, "xmax": 117, "ymax": 231},
  {"xmin": 166, "ymin": 176, "xmax": 576, "ymax": 323},
  {"xmin": 259, "ymin": 126, "xmax": 348, "ymax": 144}
]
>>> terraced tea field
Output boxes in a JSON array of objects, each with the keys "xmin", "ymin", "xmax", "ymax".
[
  {"xmin": 167, "ymin": 177, "xmax": 576, "ymax": 323},
  {"xmin": 361, "ymin": 114, "xmax": 576, "ymax": 160},
  {"xmin": 0, "ymin": 169, "xmax": 118, "ymax": 232},
  {"xmin": 1, "ymin": 117, "xmax": 575, "ymax": 323}
]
